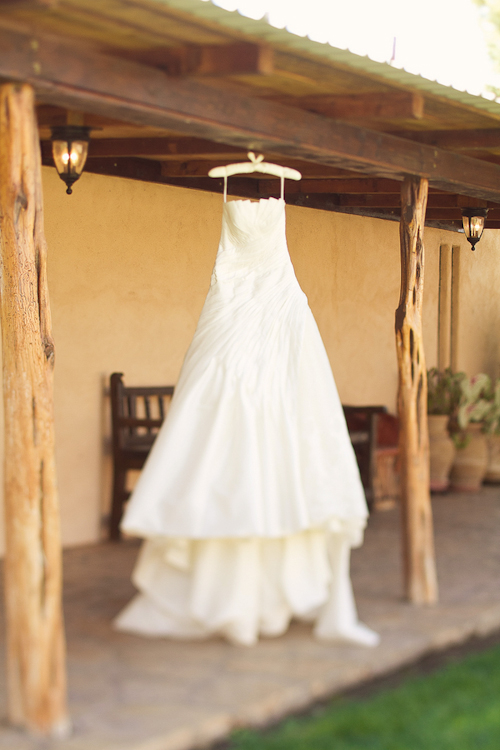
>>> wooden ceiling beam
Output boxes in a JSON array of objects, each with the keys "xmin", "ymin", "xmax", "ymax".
[
  {"xmin": 158, "ymin": 161, "xmax": 364, "ymax": 179},
  {"xmin": 394, "ymin": 128, "xmax": 500, "ymax": 150},
  {"xmin": 42, "ymin": 156, "xmax": 262, "ymax": 198},
  {"xmin": 43, "ymin": 151, "xmax": 500, "ymax": 218},
  {"xmin": 299, "ymin": 178, "xmax": 401, "ymax": 193},
  {"xmin": 41, "ymin": 136, "xmax": 500, "ymax": 204},
  {"xmin": 458, "ymin": 151, "xmax": 500, "ymax": 165},
  {"xmin": 99, "ymin": 138, "xmax": 243, "ymax": 160},
  {"xmin": 278, "ymin": 92, "xmax": 425, "ymax": 121},
  {"xmin": 130, "ymin": 43, "xmax": 274, "ymax": 78},
  {"xmin": 40, "ymin": 137, "xmax": 248, "ymax": 161},
  {"xmin": 41, "ymin": 155, "xmax": 164, "ymax": 183},
  {"xmin": 62, "ymin": 157, "xmax": 499, "ymax": 229},
  {"xmin": 260, "ymin": 177, "xmax": 403, "ymax": 194},
  {"xmin": 425, "ymin": 208, "xmax": 500, "ymax": 220},
  {"xmin": 337, "ymin": 194, "xmax": 399, "ymax": 208},
  {"xmin": 0, "ymin": 0, "xmax": 55, "ymax": 6},
  {"xmin": 39, "ymin": 136, "xmax": 359, "ymax": 175},
  {"xmin": 7, "ymin": 25, "xmax": 500, "ymax": 202},
  {"xmin": 335, "ymin": 194, "xmax": 499, "ymax": 209}
]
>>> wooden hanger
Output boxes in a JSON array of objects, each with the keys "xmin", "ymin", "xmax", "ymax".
[{"xmin": 209, "ymin": 152, "xmax": 301, "ymax": 201}]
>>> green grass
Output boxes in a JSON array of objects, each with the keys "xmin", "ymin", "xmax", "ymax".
[{"xmin": 227, "ymin": 642, "xmax": 500, "ymax": 749}]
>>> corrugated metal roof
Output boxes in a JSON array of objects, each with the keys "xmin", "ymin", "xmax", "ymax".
[{"xmin": 158, "ymin": 0, "xmax": 500, "ymax": 118}]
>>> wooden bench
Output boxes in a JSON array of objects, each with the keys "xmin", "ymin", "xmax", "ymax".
[
  {"xmin": 109, "ymin": 377, "xmax": 399, "ymax": 538},
  {"xmin": 109, "ymin": 372, "xmax": 174, "ymax": 540},
  {"xmin": 342, "ymin": 405, "xmax": 400, "ymax": 510},
  {"xmin": 372, "ymin": 409, "xmax": 400, "ymax": 510}
]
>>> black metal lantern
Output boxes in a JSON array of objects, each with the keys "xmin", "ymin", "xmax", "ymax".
[
  {"xmin": 50, "ymin": 125, "xmax": 91, "ymax": 195},
  {"xmin": 461, "ymin": 207, "xmax": 488, "ymax": 251}
]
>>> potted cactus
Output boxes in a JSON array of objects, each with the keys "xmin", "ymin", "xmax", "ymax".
[
  {"xmin": 427, "ymin": 368, "xmax": 461, "ymax": 491},
  {"xmin": 449, "ymin": 373, "xmax": 491, "ymax": 491},
  {"xmin": 482, "ymin": 378, "xmax": 500, "ymax": 483}
]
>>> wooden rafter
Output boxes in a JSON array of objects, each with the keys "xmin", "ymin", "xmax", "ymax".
[
  {"xmin": 280, "ymin": 92, "xmax": 425, "ymax": 121},
  {"xmin": 2, "ymin": 24, "xmax": 500, "ymax": 202},
  {"xmin": 336, "ymin": 194, "xmax": 498, "ymax": 209},
  {"xmin": 41, "ymin": 153, "xmax": 495, "ymax": 229},
  {"xmin": 395, "ymin": 128, "xmax": 500, "ymax": 150},
  {"xmin": 41, "ymin": 137, "xmax": 248, "ymax": 160},
  {"xmin": 128, "ymin": 42, "xmax": 274, "ymax": 77},
  {"xmin": 154, "ymin": 160, "xmax": 353, "ymax": 179},
  {"xmin": 0, "ymin": 0, "xmax": 56, "ymax": 6},
  {"xmin": 260, "ymin": 178, "xmax": 403, "ymax": 193}
]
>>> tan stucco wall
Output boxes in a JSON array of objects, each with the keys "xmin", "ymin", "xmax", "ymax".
[
  {"xmin": 0, "ymin": 168, "xmax": 497, "ymax": 552},
  {"xmin": 453, "ymin": 233, "xmax": 500, "ymax": 378}
]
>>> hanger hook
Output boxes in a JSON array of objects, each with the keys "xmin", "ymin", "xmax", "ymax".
[{"xmin": 247, "ymin": 152, "xmax": 264, "ymax": 165}]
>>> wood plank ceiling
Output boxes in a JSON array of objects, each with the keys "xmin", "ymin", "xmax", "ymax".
[{"xmin": 2, "ymin": 0, "xmax": 500, "ymax": 230}]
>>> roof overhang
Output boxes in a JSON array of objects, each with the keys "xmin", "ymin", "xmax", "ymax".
[{"xmin": 1, "ymin": 0, "xmax": 499, "ymax": 229}]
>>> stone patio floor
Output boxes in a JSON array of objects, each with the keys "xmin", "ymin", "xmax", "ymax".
[{"xmin": 0, "ymin": 488, "xmax": 499, "ymax": 750}]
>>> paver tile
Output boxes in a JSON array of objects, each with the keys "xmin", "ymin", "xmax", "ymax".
[{"xmin": 0, "ymin": 489, "xmax": 499, "ymax": 749}]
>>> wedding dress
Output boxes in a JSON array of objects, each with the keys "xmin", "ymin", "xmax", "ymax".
[{"xmin": 115, "ymin": 197, "xmax": 379, "ymax": 647}]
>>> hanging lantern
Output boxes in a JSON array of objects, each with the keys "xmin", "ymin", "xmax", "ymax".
[
  {"xmin": 50, "ymin": 125, "xmax": 91, "ymax": 195},
  {"xmin": 461, "ymin": 207, "xmax": 488, "ymax": 251}
]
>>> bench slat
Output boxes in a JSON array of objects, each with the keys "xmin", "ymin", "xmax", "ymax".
[{"xmin": 109, "ymin": 372, "xmax": 175, "ymax": 540}]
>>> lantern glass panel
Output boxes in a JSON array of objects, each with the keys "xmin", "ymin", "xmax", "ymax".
[
  {"xmin": 70, "ymin": 141, "xmax": 88, "ymax": 175},
  {"xmin": 52, "ymin": 139, "xmax": 88, "ymax": 176},
  {"xmin": 462, "ymin": 214, "xmax": 485, "ymax": 239},
  {"xmin": 52, "ymin": 140, "xmax": 70, "ymax": 175},
  {"xmin": 469, "ymin": 215, "xmax": 484, "ymax": 238}
]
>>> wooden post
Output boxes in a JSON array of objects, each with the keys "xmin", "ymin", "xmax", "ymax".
[
  {"xmin": 451, "ymin": 245, "xmax": 461, "ymax": 373},
  {"xmin": 395, "ymin": 176, "xmax": 438, "ymax": 605},
  {"xmin": 438, "ymin": 244, "xmax": 452, "ymax": 371},
  {"xmin": 0, "ymin": 83, "xmax": 69, "ymax": 735}
]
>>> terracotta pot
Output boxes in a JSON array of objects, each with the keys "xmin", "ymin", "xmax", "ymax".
[
  {"xmin": 450, "ymin": 423, "xmax": 488, "ymax": 492},
  {"xmin": 485, "ymin": 433, "xmax": 500, "ymax": 483},
  {"xmin": 428, "ymin": 414, "xmax": 455, "ymax": 492}
]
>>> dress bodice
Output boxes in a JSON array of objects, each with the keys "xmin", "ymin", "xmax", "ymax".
[
  {"xmin": 222, "ymin": 197, "xmax": 285, "ymax": 245},
  {"xmin": 214, "ymin": 198, "xmax": 289, "ymax": 280}
]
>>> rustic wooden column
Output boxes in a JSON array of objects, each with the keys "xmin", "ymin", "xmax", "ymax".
[
  {"xmin": 438, "ymin": 244, "xmax": 452, "ymax": 371},
  {"xmin": 395, "ymin": 176, "xmax": 438, "ymax": 605},
  {"xmin": 450, "ymin": 245, "xmax": 461, "ymax": 373},
  {"xmin": 0, "ymin": 83, "xmax": 69, "ymax": 735}
]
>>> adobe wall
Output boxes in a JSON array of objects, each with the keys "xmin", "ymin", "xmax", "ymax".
[{"xmin": 0, "ymin": 168, "xmax": 497, "ymax": 551}]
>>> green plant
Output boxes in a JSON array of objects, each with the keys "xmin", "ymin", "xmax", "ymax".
[
  {"xmin": 427, "ymin": 368, "xmax": 464, "ymax": 416},
  {"xmin": 482, "ymin": 378, "xmax": 500, "ymax": 435},
  {"xmin": 426, "ymin": 370, "xmax": 492, "ymax": 448},
  {"xmin": 456, "ymin": 373, "xmax": 491, "ymax": 430},
  {"xmin": 446, "ymin": 372, "xmax": 491, "ymax": 449}
]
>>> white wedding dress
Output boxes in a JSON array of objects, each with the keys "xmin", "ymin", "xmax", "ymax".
[{"xmin": 116, "ymin": 197, "xmax": 379, "ymax": 647}]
